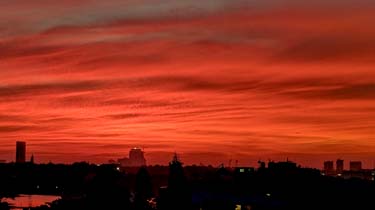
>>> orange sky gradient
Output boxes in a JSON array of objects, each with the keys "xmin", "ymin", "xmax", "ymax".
[{"xmin": 1, "ymin": 0, "xmax": 375, "ymax": 168}]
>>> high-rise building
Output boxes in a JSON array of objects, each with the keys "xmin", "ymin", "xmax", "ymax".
[
  {"xmin": 129, "ymin": 148, "xmax": 146, "ymax": 166},
  {"xmin": 336, "ymin": 159, "xmax": 344, "ymax": 173},
  {"xmin": 118, "ymin": 148, "xmax": 146, "ymax": 167},
  {"xmin": 16, "ymin": 141, "xmax": 26, "ymax": 163},
  {"xmin": 324, "ymin": 161, "xmax": 334, "ymax": 174},
  {"xmin": 350, "ymin": 161, "xmax": 362, "ymax": 171}
]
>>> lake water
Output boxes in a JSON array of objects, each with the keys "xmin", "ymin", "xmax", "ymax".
[{"xmin": 1, "ymin": 194, "xmax": 61, "ymax": 210}]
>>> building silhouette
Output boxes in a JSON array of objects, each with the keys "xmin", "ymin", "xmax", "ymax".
[
  {"xmin": 118, "ymin": 148, "xmax": 146, "ymax": 167},
  {"xmin": 336, "ymin": 159, "xmax": 344, "ymax": 174},
  {"xmin": 16, "ymin": 141, "xmax": 26, "ymax": 163},
  {"xmin": 324, "ymin": 161, "xmax": 334, "ymax": 174},
  {"xmin": 130, "ymin": 148, "xmax": 146, "ymax": 166},
  {"xmin": 350, "ymin": 161, "xmax": 362, "ymax": 171}
]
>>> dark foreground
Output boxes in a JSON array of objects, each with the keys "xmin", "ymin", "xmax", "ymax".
[{"xmin": 1, "ymin": 159, "xmax": 374, "ymax": 210}]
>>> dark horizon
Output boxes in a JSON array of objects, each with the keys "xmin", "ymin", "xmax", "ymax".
[
  {"xmin": 1, "ymin": 0, "xmax": 375, "ymax": 170},
  {"xmin": 1, "ymin": 156, "xmax": 375, "ymax": 210}
]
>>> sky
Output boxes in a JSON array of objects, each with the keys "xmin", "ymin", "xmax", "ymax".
[{"xmin": 0, "ymin": 0, "xmax": 375, "ymax": 168}]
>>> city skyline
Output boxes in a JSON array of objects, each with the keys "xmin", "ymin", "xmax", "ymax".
[
  {"xmin": 3, "ymin": 141, "xmax": 375, "ymax": 170},
  {"xmin": 1, "ymin": 0, "xmax": 375, "ymax": 168}
]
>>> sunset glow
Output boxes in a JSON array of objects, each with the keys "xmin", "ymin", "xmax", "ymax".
[{"xmin": 1, "ymin": 0, "xmax": 375, "ymax": 168}]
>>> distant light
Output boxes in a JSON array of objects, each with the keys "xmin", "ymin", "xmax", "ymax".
[
  {"xmin": 321, "ymin": 173, "xmax": 325, "ymax": 176},
  {"xmin": 56, "ymin": 186, "xmax": 59, "ymax": 189},
  {"xmin": 116, "ymin": 167, "xmax": 120, "ymax": 171},
  {"xmin": 266, "ymin": 193, "xmax": 271, "ymax": 197},
  {"xmin": 147, "ymin": 198, "xmax": 157, "ymax": 208},
  {"xmin": 337, "ymin": 173, "xmax": 342, "ymax": 176},
  {"xmin": 235, "ymin": 205, "xmax": 241, "ymax": 210},
  {"xmin": 36, "ymin": 185, "xmax": 40, "ymax": 189},
  {"xmin": 240, "ymin": 168, "xmax": 245, "ymax": 173}
]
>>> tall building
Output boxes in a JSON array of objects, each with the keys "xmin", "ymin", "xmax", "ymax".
[
  {"xmin": 324, "ymin": 161, "xmax": 334, "ymax": 174},
  {"xmin": 350, "ymin": 161, "xmax": 362, "ymax": 171},
  {"xmin": 336, "ymin": 159, "xmax": 344, "ymax": 173},
  {"xmin": 16, "ymin": 141, "xmax": 26, "ymax": 163},
  {"xmin": 129, "ymin": 148, "xmax": 146, "ymax": 166},
  {"xmin": 118, "ymin": 148, "xmax": 146, "ymax": 167}
]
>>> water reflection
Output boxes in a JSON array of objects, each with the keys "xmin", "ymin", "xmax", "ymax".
[{"xmin": 1, "ymin": 194, "xmax": 61, "ymax": 210}]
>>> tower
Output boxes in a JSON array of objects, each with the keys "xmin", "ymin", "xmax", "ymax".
[
  {"xmin": 324, "ymin": 161, "xmax": 334, "ymax": 174},
  {"xmin": 16, "ymin": 141, "xmax": 26, "ymax": 163},
  {"xmin": 336, "ymin": 159, "xmax": 344, "ymax": 174},
  {"xmin": 30, "ymin": 154, "xmax": 34, "ymax": 164}
]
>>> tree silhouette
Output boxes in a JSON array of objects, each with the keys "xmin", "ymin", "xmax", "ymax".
[
  {"xmin": 162, "ymin": 154, "xmax": 192, "ymax": 210},
  {"xmin": 135, "ymin": 167, "xmax": 153, "ymax": 210}
]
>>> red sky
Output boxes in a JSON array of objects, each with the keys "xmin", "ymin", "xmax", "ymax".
[{"xmin": 1, "ymin": 0, "xmax": 375, "ymax": 168}]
